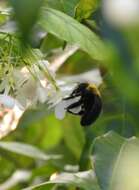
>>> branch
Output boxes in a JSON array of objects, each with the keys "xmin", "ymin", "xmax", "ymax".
[
  {"xmin": 0, "ymin": 170, "xmax": 31, "ymax": 190},
  {"xmin": 50, "ymin": 45, "xmax": 79, "ymax": 72}
]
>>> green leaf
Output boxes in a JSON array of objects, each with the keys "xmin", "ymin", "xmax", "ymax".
[
  {"xmin": 39, "ymin": 115, "xmax": 63, "ymax": 150},
  {"xmin": 0, "ymin": 141, "xmax": 61, "ymax": 160},
  {"xmin": 63, "ymin": 117, "xmax": 85, "ymax": 159},
  {"xmin": 61, "ymin": 0, "xmax": 80, "ymax": 17},
  {"xmin": 23, "ymin": 170, "xmax": 100, "ymax": 190},
  {"xmin": 75, "ymin": 0, "xmax": 99, "ymax": 21},
  {"xmin": 0, "ymin": 157, "xmax": 15, "ymax": 183},
  {"xmin": 93, "ymin": 131, "xmax": 139, "ymax": 190},
  {"xmin": 45, "ymin": 0, "xmax": 79, "ymax": 17},
  {"xmin": 18, "ymin": 113, "xmax": 63, "ymax": 150},
  {"xmin": 39, "ymin": 8, "xmax": 105, "ymax": 61},
  {"xmin": 9, "ymin": 0, "xmax": 43, "ymax": 40},
  {"xmin": 0, "ymin": 13, "xmax": 8, "ymax": 25},
  {"xmin": 40, "ymin": 33, "xmax": 63, "ymax": 52},
  {"xmin": 18, "ymin": 105, "xmax": 50, "ymax": 129}
]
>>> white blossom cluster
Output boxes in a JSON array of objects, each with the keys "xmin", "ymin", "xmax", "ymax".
[
  {"xmin": 0, "ymin": 9, "xmax": 105, "ymax": 138},
  {"xmin": 0, "ymin": 60, "xmax": 57, "ymax": 138},
  {"xmin": 0, "ymin": 57, "xmax": 102, "ymax": 138},
  {"xmin": 103, "ymin": 0, "xmax": 139, "ymax": 27}
]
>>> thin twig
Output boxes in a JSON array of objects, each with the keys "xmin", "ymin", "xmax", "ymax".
[
  {"xmin": 50, "ymin": 45, "xmax": 79, "ymax": 72},
  {"xmin": 0, "ymin": 170, "xmax": 31, "ymax": 190}
]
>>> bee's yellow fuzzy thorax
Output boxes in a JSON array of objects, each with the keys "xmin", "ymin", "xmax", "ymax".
[{"xmin": 87, "ymin": 84, "xmax": 101, "ymax": 97}]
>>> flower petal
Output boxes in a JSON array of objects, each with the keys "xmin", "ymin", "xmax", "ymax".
[
  {"xmin": 55, "ymin": 101, "xmax": 67, "ymax": 120},
  {"xmin": 0, "ymin": 94, "xmax": 15, "ymax": 108}
]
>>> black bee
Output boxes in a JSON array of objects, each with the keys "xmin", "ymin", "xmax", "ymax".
[{"xmin": 63, "ymin": 83, "xmax": 102, "ymax": 126}]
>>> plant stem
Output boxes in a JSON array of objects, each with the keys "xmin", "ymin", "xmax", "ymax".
[{"xmin": 79, "ymin": 127, "xmax": 94, "ymax": 171}]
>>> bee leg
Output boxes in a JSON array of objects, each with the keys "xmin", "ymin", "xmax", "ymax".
[
  {"xmin": 66, "ymin": 100, "xmax": 83, "ymax": 115},
  {"xmin": 67, "ymin": 109, "xmax": 84, "ymax": 115},
  {"xmin": 63, "ymin": 93, "xmax": 81, "ymax": 100},
  {"xmin": 66, "ymin": 100, "xmax": 82, "ymax": 110}
]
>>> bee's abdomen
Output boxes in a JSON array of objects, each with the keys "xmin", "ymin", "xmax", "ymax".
[{"xmin": 80, "ymin": 95, "xmax": 102, "ymax": 126}]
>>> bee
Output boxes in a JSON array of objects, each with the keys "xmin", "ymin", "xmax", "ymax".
[{"xmin": 63, "ymin": 83, "xmax": 102, "ymax": 126}]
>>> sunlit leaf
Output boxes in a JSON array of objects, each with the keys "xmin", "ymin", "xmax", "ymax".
[
  {"xmin": 75, "ymin": 0, "xmax": 99, "ymax": 21},
  {"xmin": 0, "ymin": 141, "xmax": 61, "ymax": 160},
  {"xmin": 39, "ymin": 8, "xmax": 105, "ymax": 61},
  {"xmin": 24, "ymin": 170, "xmax": 100, "ymax": 190},
  {"xmin": 45, "ymin": 0, "xmax": 79, "ymax": 17},
  {"xmin": 93, "ymin": 131, "xmax": 139, "ymax": 190}
]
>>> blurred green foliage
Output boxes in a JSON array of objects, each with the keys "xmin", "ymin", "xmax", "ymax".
[{"xmin": 9, "ymin": 0, "xmax": 43, "ymax": 42}]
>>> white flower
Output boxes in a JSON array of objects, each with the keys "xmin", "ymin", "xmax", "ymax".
[
  {"xmin": 103, "ymin": 0, "xmax": 139, "ymax": 27},
  {"xmin": 54, "ymin": 101, "xmax": 67, "ymax": 120},
  {"xmin": 0, "ymin": 94, "xmax": 15, "ymax": 108},
  {"xmin": 60, "ymin": 69, "xmax": 102, "ymax": 86},
  {"xmin": 0, "ymin": 94, "xmax": 24, "ymax": 138},
  {"xmin": 36, "ymin": 84, "xmax": 48, "ymax": 103},
  {"xmin": 37, "ymin": 60, "xmax": 56, "ymax": 79},
  {"xmin": 11, "ymin": 62, "xmax": 54, "ymax": 108},
  {"xmin": 13, "ymin": 68, "xmax": 38, "ymax": 108},
  {"xmin": 54, "ymin": 96, "xmax": 81, "ymax": 120},
  {"xmin": 0, "ymin": 53, "xmax": 103, "ymax": 136}
]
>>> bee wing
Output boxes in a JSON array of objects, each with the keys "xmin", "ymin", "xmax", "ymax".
[
  {"xmin": 68, "ymin": 105, "xmax": 82, "ymax": 115},
  {"xmin": 65, "ymin": 97, "xmax": 83, "ymax": 115}
]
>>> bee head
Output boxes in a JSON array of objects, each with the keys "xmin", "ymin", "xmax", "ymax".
[{"xmin": 73, "ymin": 83, "xmax": 88, "ymax": 94}]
